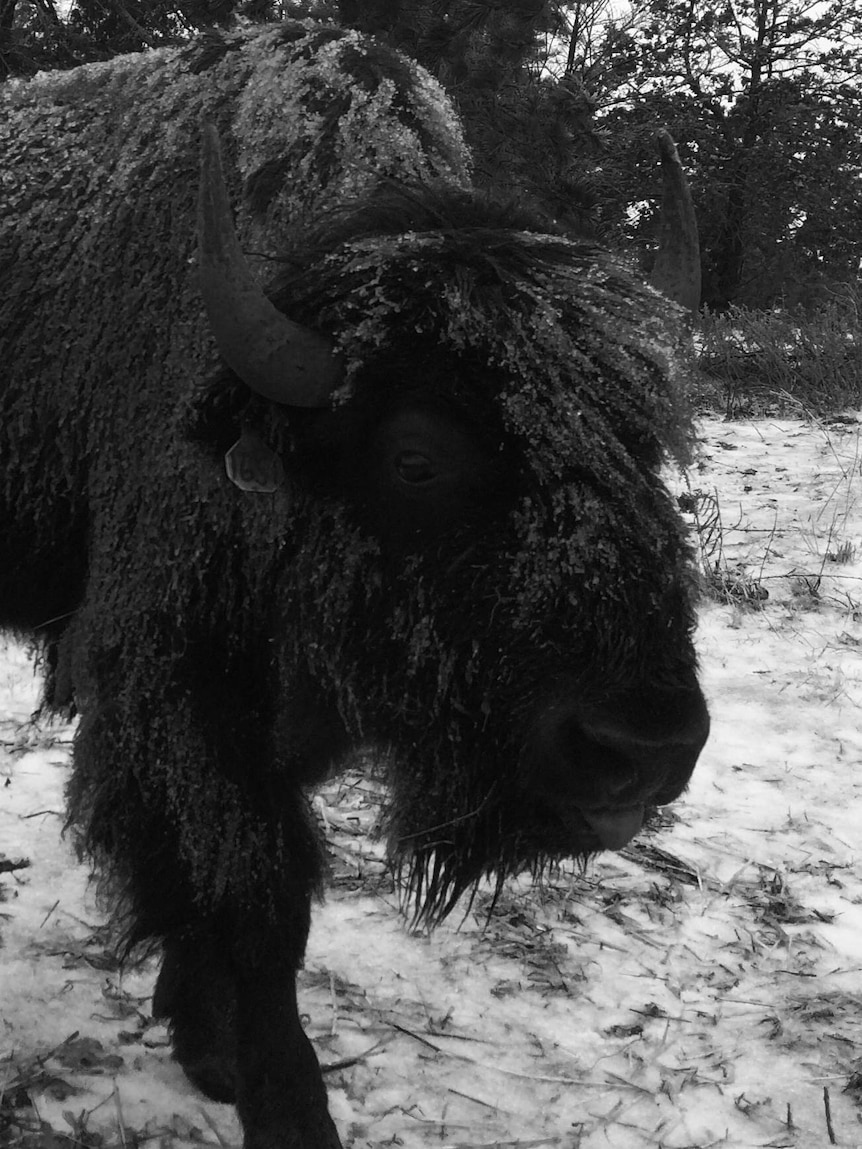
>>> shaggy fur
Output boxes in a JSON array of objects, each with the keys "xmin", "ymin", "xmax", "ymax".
[{"xmin": 1, "ymin": 20, "xmax": 708, "ymax": 1149}]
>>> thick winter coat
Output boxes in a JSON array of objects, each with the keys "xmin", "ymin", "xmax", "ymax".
[{"xmin": 1, "ymin": 22, "xmax": 709, "ymax": 1149}]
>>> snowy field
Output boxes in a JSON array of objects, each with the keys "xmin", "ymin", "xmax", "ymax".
[{"xmin": 2, "ymin": 414, "xmax": 861, "ymax": 1149}]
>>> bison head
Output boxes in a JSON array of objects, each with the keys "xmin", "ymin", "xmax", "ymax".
[{"xmin": 195, "ymin": 127, "xmax": 709, "ymax": 922}]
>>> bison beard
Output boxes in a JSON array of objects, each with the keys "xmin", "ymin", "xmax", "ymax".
[{"xmin": 1, "ymin": 20, "xmax": 708, "ymax": 1149}]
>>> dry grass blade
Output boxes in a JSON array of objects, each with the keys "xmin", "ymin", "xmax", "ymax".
[{"xmin": 620, "ymin": 841, "xmax": 705, "ymax": 887}]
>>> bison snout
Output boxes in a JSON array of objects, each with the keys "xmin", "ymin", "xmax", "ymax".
[{"xmin": 525, "ymin": 686, "xmax": 709, "ymax": 851}]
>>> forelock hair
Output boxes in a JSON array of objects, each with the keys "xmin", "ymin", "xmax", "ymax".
[{"xmin": 266, "ymin": 182, "xmax": 695, "ymax": 479}]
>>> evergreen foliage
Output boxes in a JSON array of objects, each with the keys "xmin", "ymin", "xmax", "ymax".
[
  {"xmin": 579, "ymin": 0, "xmax": 862, "ymax": 309},
  {"xmin": 331, "ymin": 0, "xmax": 600, "ymax": 224}
]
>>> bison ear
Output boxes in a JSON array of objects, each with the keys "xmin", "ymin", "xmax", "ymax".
[
  {"xmin": 225, "ymin": 428, "xmax": 286, "ymax": 493},
  {"xmin": 197, "ymin": 120, "xmax": 343, "ymax": 408}
]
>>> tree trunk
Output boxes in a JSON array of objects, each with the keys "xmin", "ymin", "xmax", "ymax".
[
  {"xmin": 0, "ymin": 0, "xmax": 18, "ymax": 78},
  {"xmin": 708, "ymin": 0, "xmax": 772, "ymax": 308}
]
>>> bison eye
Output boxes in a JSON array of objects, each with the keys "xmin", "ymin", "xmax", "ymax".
[{"xmin": 395, "ymin": 451, "xmax": 437, "ymax": 484}]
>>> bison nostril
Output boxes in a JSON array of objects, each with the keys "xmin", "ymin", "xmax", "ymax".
[
  {"xmin": 527, "ymin": 686, "xmax": 710, "ymax": 817},
  {"xmin": 579, "ymin": 694, "xmax": 710, "ymax": 759}
]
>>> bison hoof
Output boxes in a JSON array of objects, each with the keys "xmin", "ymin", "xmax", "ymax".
[
  {"xmin": 173, "ymin": 1045, "xmax": 237, "ymax": 1104},
  {"xmin": 153, "ymin": 941, "xmax": 238, "ymax": 1104}
]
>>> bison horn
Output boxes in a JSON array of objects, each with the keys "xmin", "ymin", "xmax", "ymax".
[
  {"xmin": 649, "ymin": 128, "xmax": 701, "ymax": 316},
  {"xmin": 197, "ymin": 121, "xmax": 342, "ymax": 407}
]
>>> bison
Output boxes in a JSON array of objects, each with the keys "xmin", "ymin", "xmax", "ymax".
[{"xmin": 0, "ymin": 20, "xmax": 709, "ymax": 1149}]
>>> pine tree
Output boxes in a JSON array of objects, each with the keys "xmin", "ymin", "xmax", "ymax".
[{"xmin": 593, "ymin": 0, "xmax": 862, "ymax": 309}]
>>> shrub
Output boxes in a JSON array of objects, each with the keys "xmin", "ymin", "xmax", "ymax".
[{"xmin": 697, "ymin": 288, "xmax": 861, "ymax": 416}]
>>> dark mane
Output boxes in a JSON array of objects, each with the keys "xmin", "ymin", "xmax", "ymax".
[{"xmin": 267, "ymin": 180, "xmax": 581, "ymax": 281}]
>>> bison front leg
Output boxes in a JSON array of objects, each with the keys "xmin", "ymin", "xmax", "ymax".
[
  {"xmin": 234, "ymin": 954, "xmax": 342, "ymax": 1149},
  {"xmin": 69, "ymin": 597, "xmax": 344, "ymax": 1146},
  {"xmin": 154, "ymin": 930, "xmax": 341, "ymax": 1149}
]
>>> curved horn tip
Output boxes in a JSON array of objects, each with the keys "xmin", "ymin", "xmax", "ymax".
[{"xmin": 196, "ymin": 121, "xmax": 341, "ymax": 407}]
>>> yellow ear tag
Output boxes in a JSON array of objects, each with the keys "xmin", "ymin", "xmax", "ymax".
[{"xmin": 225, "ymin": 429, "xmax": 285, "ymax": 493}]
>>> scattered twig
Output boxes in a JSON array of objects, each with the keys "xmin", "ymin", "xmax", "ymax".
[
  {"xmin": 112, "ymin": 1082, "xmax": 127, "ymax": 1149},
  {"xmin": 40, "ymin": 899, "xmax": 60, "ymax": 928},
  {"xmin": 329, "ymin": 970, "xmax": 338, "ymax": 1037},
  {"xmin": 200, "ymin": 1107, "xmax": 232, "ymax": 1148},
  {"xmin": 390, "ymin": 1021, "xmax": 442, "ymax": 1053},
  {"xmin": 446, "ymin": 1086, "xmax": 504, "ymax": 1113},
  {"xmin": 823, "ymin": 1086, "xmax": 836, "ymax": 1144},
  {"xmin": 440, "ymin": 1140, "xmax": 560, "ymax": 1149},
  {"xmin": 321, "ymin": 1039, "xmax": 388, "ymax": 1074}
]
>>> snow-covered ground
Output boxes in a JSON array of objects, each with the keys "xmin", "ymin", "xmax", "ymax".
[{"xmin": 2, "ymin": 415, "xmax": 861, "ymax": 1149}]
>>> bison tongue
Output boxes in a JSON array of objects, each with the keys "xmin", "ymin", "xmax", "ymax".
[{"xmin": 580, "ymin": 806, "xmax": 645, "ymax": 851}]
